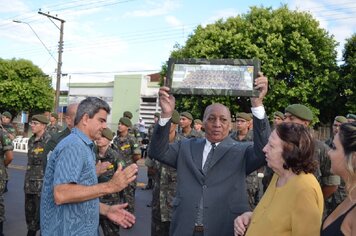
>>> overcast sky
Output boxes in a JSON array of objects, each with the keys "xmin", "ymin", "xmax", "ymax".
[{"xmin": 0, "ymin": 0, "xmax": 355, "ymax": 88}]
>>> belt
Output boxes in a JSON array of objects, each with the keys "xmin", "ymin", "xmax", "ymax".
[{"xmin": 194, "ymin": 225, "xmax": 204, "ymax": 232}]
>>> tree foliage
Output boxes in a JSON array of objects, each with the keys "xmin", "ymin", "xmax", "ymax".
[
  {"xmin": 0, "ymin": 58, "xmax": 54, "ymax": 117},
  {"xmin": 338, "ymin": 34, "xmax": 356, "ymax": 113},
  {"xmin": 165, "ymin": 6, "xmax": 340, "ymax": 124}
]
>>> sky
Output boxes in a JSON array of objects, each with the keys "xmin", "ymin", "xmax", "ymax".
[{"xmin": 0, "ymin": 0, "xmax": 355, "ymax": 89}]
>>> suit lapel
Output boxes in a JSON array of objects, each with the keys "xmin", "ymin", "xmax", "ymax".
[
  {"xmin": 191, "ymin": 139, "xmax": 205, "ymax": 172},
  {"xmin": 208, "ymin": 137, "xmax": 237, "ymax": 170}
]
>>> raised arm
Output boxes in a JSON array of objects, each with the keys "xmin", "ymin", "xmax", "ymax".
[
  {"xmin": 148, "ymin": 86, "xmax": 179, "ymax": 167},
  {"xmin": 245, "ymin": 73, "xmax": 271, "ymax": 174}
]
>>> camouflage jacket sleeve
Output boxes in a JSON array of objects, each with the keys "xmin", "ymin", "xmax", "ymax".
[
  {"xmin": 0, "ymin": 130, "xmax": 14, "ymax": 152},
  {"xmin": 317, "ymin": 140, "xmax": 340, "ymax": 186},
  {"xmin": 128, "ymin": 136, "xmax": 141, "ymax": 155}
]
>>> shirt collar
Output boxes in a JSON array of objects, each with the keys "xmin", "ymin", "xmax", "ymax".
[{"xmin": 71, "ymin": 127, "xmax": 93, "ymax": 146}]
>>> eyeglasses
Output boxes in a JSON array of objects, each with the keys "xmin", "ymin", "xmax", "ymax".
[{"xmin": 30, "ymin": 121, "xmax": 41, "ymax": 126}]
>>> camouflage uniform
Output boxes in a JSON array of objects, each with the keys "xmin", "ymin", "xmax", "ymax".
[
  {"xmin": 24, "ymin": 131, "xmax": 51, "ymax": 232},
  {"xmin": 314, "ymin": 140, "xmax": 340, "ymax": 218},
  {"xmin": 96, "ymin": 145, "xmax": 126, "ymax": 236},
  {"xmin": 42, "ymin": 127, "xmax": 71, "ymax": 173},
  {"xmin": 144, "ymin": 124, "xmax": 156, "ymax": 190},
  {"xmin": 46, "ymin": 123, "xmax": 62, "ymax": 135},
  {"xmin": 112, "ymin": 134, "xmax": 140, "ymax": 214},
  {"xmin": 230, "ymin": 130, "xmax": 259, "ymax": 209},
  {"xmin": 195, "ymin": 130, "xmax": 205, "ymax": 137},
  {"xmin": 179, "ymin": 128, "xmax": 204, "ymax": 138},
  {"xmin": 0, "ymin": 129, "xmax": 13, "ymax": 223},
  {"xmin": 1, "ymin": 123, "xmax": 16, "ymax": 191},
  {"xmin": 1, "ymin": 124, "xmax": 16, "ymax": 140},
  {"xmin": 151, "ymin": 133, "xmax": 184, "ymax": 236},
  {"xmin": 324, "ymin": 138, "xmax": 345, "ymax": 216}
]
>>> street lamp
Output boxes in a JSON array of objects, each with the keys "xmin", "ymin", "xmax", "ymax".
[
  {"xmin": 12, "ymin": 20, "xmax": 57, "ymax": 63},
  {"xmin": 14, "ymin": 14, "xmax": 65, "ymax": 113}
]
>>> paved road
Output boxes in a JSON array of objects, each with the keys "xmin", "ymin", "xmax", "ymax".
[{"xmin": 4, "ymin": 152, "xmax": 152, "ymax": 236}]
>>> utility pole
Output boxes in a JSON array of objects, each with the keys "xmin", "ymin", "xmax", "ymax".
[{"xmin": 38, "ymin": 11, "xmax": 65, "ymax": 113}]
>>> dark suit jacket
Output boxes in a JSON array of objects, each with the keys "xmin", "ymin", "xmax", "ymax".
[{"xmin": 148, "ymin": 115, "xmax": 271, "ymax": 236}]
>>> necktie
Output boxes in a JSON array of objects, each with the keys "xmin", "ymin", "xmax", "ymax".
[
  {"xmin": 195, "ymin": 143, "xmax": 216, "ymax": 226},
  {"xmin": 203, "ymin": 143, "xmax": 216, "ymax": 174}
]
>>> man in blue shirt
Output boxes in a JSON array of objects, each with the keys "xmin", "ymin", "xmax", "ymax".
[{"xmin": 40, "ymin": 97, "xmax": 138, "ymax": 236}]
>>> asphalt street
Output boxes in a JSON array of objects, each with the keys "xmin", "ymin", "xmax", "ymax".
[{"xmin": 4, "ymin": 152, "xmax": 152, "ymax": 236}]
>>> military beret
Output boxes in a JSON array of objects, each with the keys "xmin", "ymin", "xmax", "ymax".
[
  {"xmin": 274, "ymin": 111, "xmax": 285, "ymax": 119},
  {"xmin": 194, "ymin": 119, "xmax": 203, "ymax": 125},
  {"xmin": 32, "ymin": 114, "xmax": 49, "ymax": 124},
  {"xmin": 123, "ymin": 111, "xmax": 133, "ymax": 119},
  {"xmin": 180, "ymin": 111, "xmax": 193, "ymax": 120},
  {"xmin": 285, "ymin": 104, "xmax": 313, "ymax": 121},
  {"xmin": 346, "ymin": 114, "xmax": 356, "ymax": 120},
  {"xmin": 51, "ymin": 112, "xmax": 58, "ymax": 119},
  {"xmin": 236, "ymin": 112, "xmax": 252, "ymax": 121},
  {"xmin": 102, "ymin": 127, "xmax": 114, "ymax": 141},
  {"xmin": 154, "ymin": 112, "xmax": 160, "ymax": 118},
  {"xmin": 119, "ymin": 117, "xmax": 132, "ymax": 127},
  {"xmin": 2, "ymin": 111, "xmax": 12, "ymax": 119},
  {"xmin": 171, "ymin": 110, "xmax": 180, "ymax": 124},
  {"xmin": 334, "ymin": 116, "xmax": 348, "ymax": 123}
]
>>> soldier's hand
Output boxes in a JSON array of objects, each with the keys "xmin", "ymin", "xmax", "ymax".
[
  {"xmin": 108, "ymin": 163, "xmax": 138, "ymax": 192},
  {"xmin": 107, "ymin": 203, "xmax": 136, "ymax": 228},
  {"xmin": 95, "ymin": 160, "xmax": 111, "ymax": 176},
  {"xmin": 158, "ymin": 86, "xmax": 175, "ymax": 118}
]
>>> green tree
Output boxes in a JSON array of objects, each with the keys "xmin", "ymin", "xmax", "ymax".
[
  {"xmin": 165, "ymin": 6, "xmax": 339, "ymax": 124},
  {"xmin": 0, "ymin": 58, "xmax": 54, "ymax": 117},
  {"xmin": 338, "ymin": 34, "xmax": 356, "ymax": 113}
]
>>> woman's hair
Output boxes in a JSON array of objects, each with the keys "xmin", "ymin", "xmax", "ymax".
[
  {"xmin": 338, "ymin": 122, "xmax": 356, "ymax": 197},
  {"xmin": 275, "ymin": 122, "xmax": 317, "ymax": 174}
]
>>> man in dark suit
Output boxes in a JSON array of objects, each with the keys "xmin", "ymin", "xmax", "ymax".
[{"xmin": 148, "ymin": 75, "xmax": 270, "ymax": 236}]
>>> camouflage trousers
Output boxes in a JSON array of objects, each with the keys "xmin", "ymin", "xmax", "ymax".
[
  {"xmin": 25, "ymin": 194, "xmax": 41, "ymax": 231},
  {"xmin": 246, "ymin": 171, "xmax": 259, "ymax": 210},
  {"xmin": 99, "ymin": 215, "xmax": 120, "ymax": 236},
  {"xmin": 151, "ymin": 216, "xmax": 170, "ymax": 236},
  {"xmin": 122, "ymin": 180, "xmax": 136, "ymax": 214},
  {"xmin": 0, "ymin": 180, "xmax": 5, "ymax": 222}
]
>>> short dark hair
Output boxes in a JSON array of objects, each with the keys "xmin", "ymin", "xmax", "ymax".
[
  {"xmin": 74, "ymin": 97, "xmax": 111, "ymax": 126},
  {"xmin": 275, "ymin": 122, "xmax": 317, "ymax": 174}
]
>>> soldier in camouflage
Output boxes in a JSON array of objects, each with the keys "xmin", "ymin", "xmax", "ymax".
[
  {"xmin": 179, "ymin": 112, "xmax": 204, "ymax": 138},
  {"xmin": 324, "ymin": 115, "xmax": 348, "ymax": 216},
  {"xmin": 46, "ymin": 112, "xmax": 62, "ymax": 135},
  {"xmin": 24, "ymin": 114, "xmax": 51, "ymax": 236},
  {"xmin": 1, "ymin": 112, "xmax": 16, "ymax": 140},
  {"xmin": 112, "ymin": 117, "xmax": 141, "ymax": 215},
  {"xmin": 1, "ymin": 111, "xmax": 16, "ymax": 194},
  {"xmin": 0, "ymin": 124, "xmax": 14, "ymax": 235},
  {"xmin": 283, "ymin": 104, "xmax": 341, "ymax": 218},
  {"xmin": 230, "ymin": 112, "xmax": 259, "ymax": 209},
  {"xmin": 193, "ymin": 119, "xmax": 205, "ymax": 137},
  {"xmin": 42, "ymin": 103, "xmax": 78, "ymax": 173},
  {"xmin": 96, "ymin": 127, "xmax": 127, "ymax": 236},
  {"xmin": 123, "ymin": 111, "xmax": 139, "ymax": 139},
  {"xmin": 151, "ymin": 110, "xmax": 185, "ymax": 236},
  {"xmin": 143, "ymin": 112, "xmax": 160, "ymax": 191}
]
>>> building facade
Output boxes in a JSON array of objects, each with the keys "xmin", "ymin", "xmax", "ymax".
[{"xmin": 67, "ymin": 73, "xmax": 161, "ymax": 131}]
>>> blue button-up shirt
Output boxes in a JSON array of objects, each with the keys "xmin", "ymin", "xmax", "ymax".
[{"xmin": 40, "ymin": 128, "xmax": 99, "ymax": 236}]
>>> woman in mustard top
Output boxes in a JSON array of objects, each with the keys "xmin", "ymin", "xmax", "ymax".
[{"xmin": 234, "ymin": 123, "xmax": 324, "ymax": 236}]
